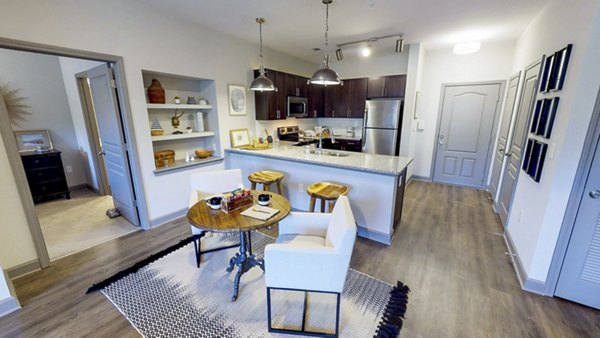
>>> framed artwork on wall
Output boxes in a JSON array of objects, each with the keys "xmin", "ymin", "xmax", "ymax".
[
  {"xmin": 228, "ymin": 84, "xmax": 247, "ymax": 116},
  {"xmin": 14, "ymin": 129, "xmax": 53, "ymax": 152},
  {"xmin": 229, "ymin": 128, "xmax": 251, "ymax": 148}
]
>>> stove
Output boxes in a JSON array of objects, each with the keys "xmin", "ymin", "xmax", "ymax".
[
  {"xmin": 277, "ymin": 126, "xmax": 319, "ymax": 146},
  {"xmin": 277, "ymin": 126, "xmax": 300, "ymax": 142}
]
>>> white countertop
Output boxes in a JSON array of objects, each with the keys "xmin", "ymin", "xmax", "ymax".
[{"xmin": 226, "ymin": 142, "xmax": 412, "ymax": 176}]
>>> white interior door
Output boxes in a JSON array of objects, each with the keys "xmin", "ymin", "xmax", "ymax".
[
  {"xmin": 87, "ymin": 64, "xmax": 139, "ymax": 226},
  {"xmin": 555, "ymin": 133, "xmax": 600, "ymax": 309},
  {"xmin": 498, "ymin": 61, "xmax": 541, "ymax": 225},
  {"xmin": 490, "ymin": 73, "xmax": 521, "ymax": 207},
  {"xmin": 433, "ymin": 83, "xmax": 502, "ymax": 188}
]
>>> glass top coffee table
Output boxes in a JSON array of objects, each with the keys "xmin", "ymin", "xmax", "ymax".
[{"xmin": 187, "ymin": 190, "xmax": 291, "ymax": 301}]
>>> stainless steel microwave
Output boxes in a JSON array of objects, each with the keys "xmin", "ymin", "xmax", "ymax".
[{"xmin": 287, "ymin": 96, "xmax": 308, "ymax": 118}]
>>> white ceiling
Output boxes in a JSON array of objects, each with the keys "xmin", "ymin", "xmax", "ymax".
[{"xmin": 140, "ymin": 0, "xmax": 548, "ymax": 62}]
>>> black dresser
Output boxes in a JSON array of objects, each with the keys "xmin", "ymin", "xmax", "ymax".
[{"xmin": 21, "ymin": 150, "xmax": 70, "ymax": 202}]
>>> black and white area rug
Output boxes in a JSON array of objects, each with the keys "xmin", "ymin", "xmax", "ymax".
[{"xmin": 95, "ymin": 232, "xmax": 409, "ymax": 337}]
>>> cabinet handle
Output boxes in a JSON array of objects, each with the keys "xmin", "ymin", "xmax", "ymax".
[
  {"xmin": 384, "ymin": 87, "xmax": 388, "ymax": 96},
  {"xmin": 296, "ymin": 88, "xmax": 299, "ymax": 96}
]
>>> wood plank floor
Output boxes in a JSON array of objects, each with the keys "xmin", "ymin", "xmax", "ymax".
[{"xmin": 1, "ymin": 180, "xmax": 599, "ymax": 337}]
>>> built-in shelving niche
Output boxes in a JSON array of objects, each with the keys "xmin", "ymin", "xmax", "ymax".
[{"xmin": 142, "ymin": 70, "xmax": 222, "ymax": 174}]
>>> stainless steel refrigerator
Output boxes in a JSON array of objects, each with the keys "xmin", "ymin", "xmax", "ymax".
[{"xmin": 362, "ymin": 99, "xmax": 403, "ymax": 155}]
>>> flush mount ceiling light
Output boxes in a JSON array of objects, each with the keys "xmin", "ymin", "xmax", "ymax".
[
  {"xmin": 336, "ymin": 34, "xmax": 404, "ymax": 59},
  {"xmin": 250, "ymin": 18, "xmax": 275, "ymax": 92},
  {"xmin": 309, "ymin": 0, "xmax": 341, "ymax": 86},
  {"xmin": 453, "ymin": 42, "xmax": 481, "ymax": 55}
]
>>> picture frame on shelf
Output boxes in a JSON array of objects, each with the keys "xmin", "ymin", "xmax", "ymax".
[
  {"xmin": 230, "ymin": 128, "xmax": 251, "ymax": 148},
  {"xmin": 14, "ymin": 129, "xmax": 53, "ymax": 152},
  {"xmin": 228, "ymin": 84, "xmax": 247, "ymax": 116}
]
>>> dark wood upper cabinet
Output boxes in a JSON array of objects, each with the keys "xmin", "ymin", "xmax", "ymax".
[
  {"xmin": 349, "ymin": 78, "xmax": 367, "ymax": 118},
  {"xmin": 254, "ymin": 69, "xmax": 286, "ymax": 120},
  {"xmin": 366, "ymin": 77, "xmax": 386, "ymax": 98},
  {"xmin": 255, "ymin": 69, "xmax": 405, "ymax": 120},
  {"xmin": 367, "ymin": 74, "xmax": 406, "ymax": 98},
  {"xmin": 384, "ymin": 75, "xmax": 406, "ymax": 97},
  {"xmin": 307, "ymin": 83, "xmax": 323, "ymax": 118}
]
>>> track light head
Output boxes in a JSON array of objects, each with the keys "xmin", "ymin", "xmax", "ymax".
[
  {"xmin": 395, "ymin": 38, "xmax": 405, "ymax": 53},
  {"xmin": 335, "ymin": 48, "xmax": 344, "ymax": 61}
]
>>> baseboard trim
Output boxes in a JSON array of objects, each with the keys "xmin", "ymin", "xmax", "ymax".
[
  {"xmin": 6, "ymin": 259, "xmax": 41, "ymax": 279},
  {"xmin": 503, "ymin": 231, "xmax": 546, "ymax": 295},
  {"xmin": 0, "ymin": 297, "xmax": 20, "ymax": 317},
  {"xmin": 410, "ymin": 175, "xmax": 431, "ymax": 182},
  {"xmin": 357, "ymin": 226, "xmax": 392, "ymax": 245},
  {"xmin": 150, "ymin": 208, "xmax": 188, "ymax": 227}
]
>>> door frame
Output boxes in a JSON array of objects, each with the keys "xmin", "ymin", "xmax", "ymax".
[
  {"xmin": 498, "ymin": 58, "xmax": 544, "ymax": 226},
  {"xmin": 75, "ymin": 74, "xmax": 111, "ymax": 195},
  {"xmin": 545, "ymin": 86, "xmax": 600, "ymax": 296},
  {"xmin": 489, "ymin": 71, "xmax": 522, "ymax": 202},
  {"xmin": 430, "ymin": 80, "xmax": 506, "ymax": 188},
  {"xmin": 0, "ymin": 37, "xmax": 150, "ymax": 270}
]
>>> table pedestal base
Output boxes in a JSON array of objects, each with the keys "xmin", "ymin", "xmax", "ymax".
[{"xmin": 226, "ymin": 231, "xmax": 264, "ymax": 301}]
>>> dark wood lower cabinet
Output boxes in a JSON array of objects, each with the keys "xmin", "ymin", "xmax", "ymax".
[{"xmin": 21, "ymin": 150, "xmax": 70, "ymax": 202}]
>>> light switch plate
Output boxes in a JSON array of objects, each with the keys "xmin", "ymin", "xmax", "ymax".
[{"xmin": 416, "ymin": 120, "xmax": 425, "ymax": 131}]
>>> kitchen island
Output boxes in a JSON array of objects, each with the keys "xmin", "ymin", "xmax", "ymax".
[{"xmin": 225, "ymin": 142, "xmax": 412, "ymax": 244}]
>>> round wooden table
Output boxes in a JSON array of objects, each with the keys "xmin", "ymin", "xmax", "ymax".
[{"xmin": 187, "ymin": 190, "xmax": 291, "ymax": 301}]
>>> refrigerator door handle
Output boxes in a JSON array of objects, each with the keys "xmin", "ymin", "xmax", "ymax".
[{"xmin": 362, "ymin": 128, "xmax": 368, "ymax": 150}]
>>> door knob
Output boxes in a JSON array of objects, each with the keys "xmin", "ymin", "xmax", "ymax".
[
  {"xmin": 590, "ymin": 189, "xmax": 600, "ymax": 199},
  {"xmin": 98, "ymin": 151, "xmax": 105, "ymax": 156}
]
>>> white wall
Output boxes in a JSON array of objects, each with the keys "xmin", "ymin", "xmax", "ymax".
[
  {"xmin": 58, "ymin": 57, "xmax": 105, "ymax": 191},
  {"xmin": 413, "ymin": 41, "xmax": 516, "ymax": 178},
  {"xmin": 507, "ymin": 0, "xmax": 600, "ymax": 282},
  {"xmin": 0, "ymin": 266, "xmax": 19, "ymax": 317},
  {"xmin": 0, "ymin": 49, "xmax": 88, "ymax": 187},
  {"xmin": 0, "ymin": 138, "xmax": 38, "ymax": 269},
  {"xmin": 0, "ymin": 0, "xmax": 314, "ymax": 269}
]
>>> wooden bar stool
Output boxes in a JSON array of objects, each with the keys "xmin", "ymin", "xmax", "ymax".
[
  {"xmin": 307, "ymin": 182, "xmax": 349, "ymax": 213},
  {"xmin": 248, "ymin": 171, "xmax": 284, "ymax": 194}
]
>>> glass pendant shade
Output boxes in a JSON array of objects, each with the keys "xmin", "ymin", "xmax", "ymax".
[{"xmin": 310, "ymin": 54, "xmax": 341, "ymax": 85}]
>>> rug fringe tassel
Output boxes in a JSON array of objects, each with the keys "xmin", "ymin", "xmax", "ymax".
[
  {"xmin": 86, "ymin": 236, "xmax": 195, "ymax": 294},
  {"xmin": 374, "ymin": 281, "xmax": 410, "ymax": 338}
]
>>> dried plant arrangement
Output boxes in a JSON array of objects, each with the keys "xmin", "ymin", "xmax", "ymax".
[{"xmin": 1, "ymin": 82, "xmax": 30, "ymax": 127}]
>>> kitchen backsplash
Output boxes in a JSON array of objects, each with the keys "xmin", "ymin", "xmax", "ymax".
[{"xmin": 255, "ymin": 117, "xmax": 363, "ymax": 140}]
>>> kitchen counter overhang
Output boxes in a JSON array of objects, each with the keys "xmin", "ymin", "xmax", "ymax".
[{"xmin": 225, "ymin": 142, "xmax": 412, "ymax": 176}]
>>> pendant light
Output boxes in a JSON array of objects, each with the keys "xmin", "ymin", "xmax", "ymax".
[
  {"xmin": 309, "ymin": 0, "xmax": 341, "ymax": 86},
  {"xmin": 250, "ymin": 18, "xmax": 275, "ymax": 92}
]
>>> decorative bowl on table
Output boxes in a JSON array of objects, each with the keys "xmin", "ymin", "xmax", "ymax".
[{"xmin": 195, "ymin": 149, "xmax": 213, "ymax": 158}]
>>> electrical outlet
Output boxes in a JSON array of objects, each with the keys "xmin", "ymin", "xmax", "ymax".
[
  {"xmin": 298, "ymin": 183, "xmax": 304, "ymax": 192},
  {"xmin": 66, "ymin": 165, "xmax": 73, "ymax": 173}
]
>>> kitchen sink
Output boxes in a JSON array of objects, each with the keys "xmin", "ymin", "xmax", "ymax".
[{"xmin": 324, "ymin": 151, "xmax": 351, "ymax": 157}]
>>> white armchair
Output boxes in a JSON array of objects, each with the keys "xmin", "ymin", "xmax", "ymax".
[
  {"xmin": 264, "ymin": 195, "xmax": 357, "ymax": 336},
  {"xmin": 189, "ymin": 169, "xmax": 244, "ymax": 267}
]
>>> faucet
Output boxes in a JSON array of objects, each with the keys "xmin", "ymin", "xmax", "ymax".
[{"xmin": 317, "ymin": 127, "xmax": 335, "ymax": 154}]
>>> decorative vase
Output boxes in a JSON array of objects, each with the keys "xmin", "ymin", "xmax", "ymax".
[{"xmin": 147, "ymin": 78, "xmax": 165, "ymax": 103}]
